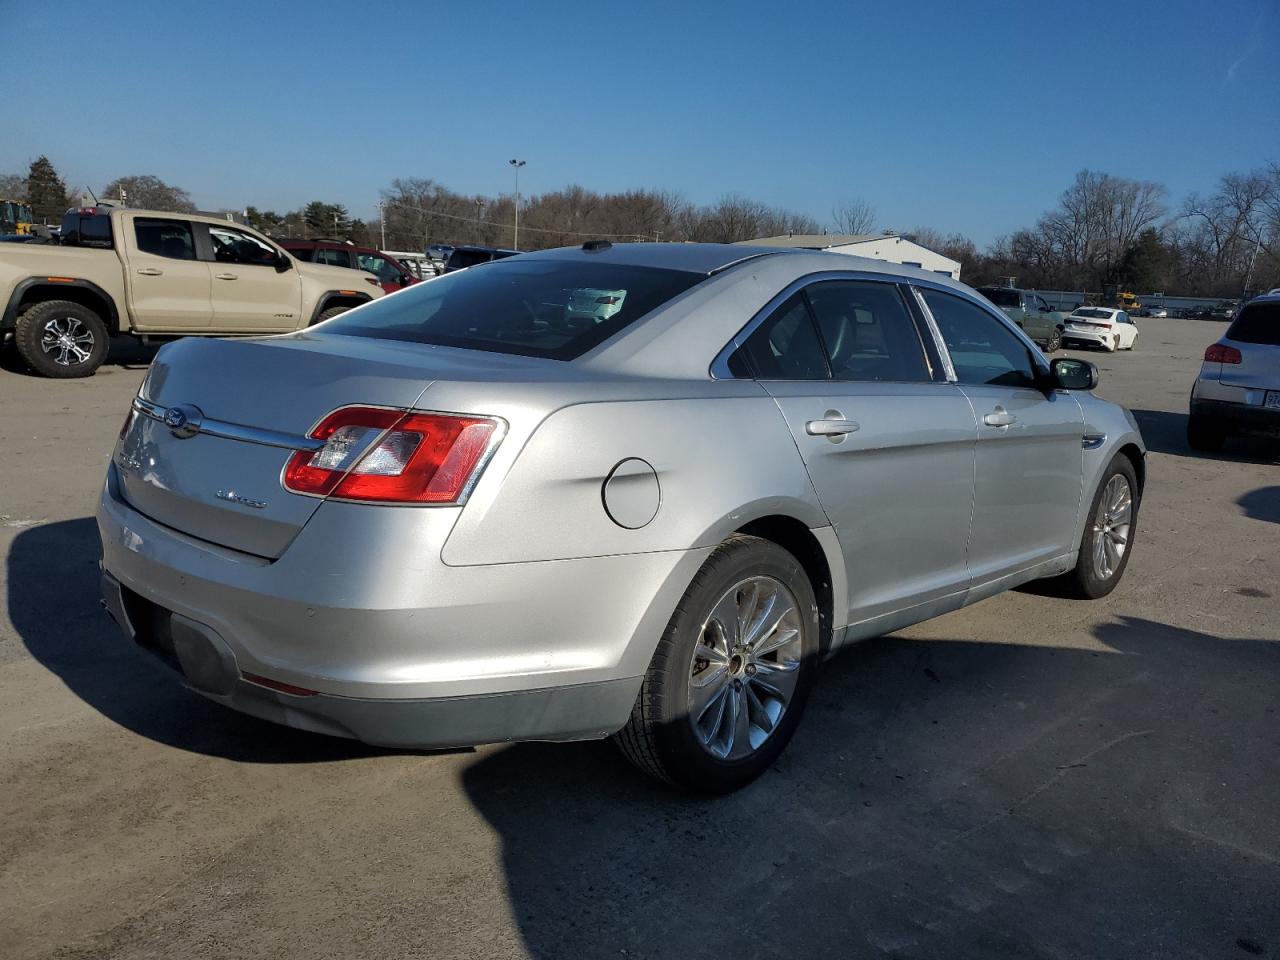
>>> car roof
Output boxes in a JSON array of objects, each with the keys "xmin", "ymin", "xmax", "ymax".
[{"xmin": 514, "ymin": 241, "xmax": 810, "ymax": 275}]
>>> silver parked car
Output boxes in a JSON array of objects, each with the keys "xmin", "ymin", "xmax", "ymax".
[
  {"xmin": 1188, "ymin": 293, "xmax": 1280, "ymax": 450},
  {"xmin": 98, "ymin": 243, "xmax": 1146, "ymax": 793}
]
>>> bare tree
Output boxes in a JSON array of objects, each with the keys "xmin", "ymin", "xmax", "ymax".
[
  {"xmin": 102, "ymin": 174, "xmax": 197, "ymax": 212},
  {"xmin": 832, "ymin": 198, "xmax": 877, "ymax": 235}
]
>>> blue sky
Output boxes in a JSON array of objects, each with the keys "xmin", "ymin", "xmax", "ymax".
[{"xmin": 2, "ymin": 0, "xmax": 1276, "ymax": 245}]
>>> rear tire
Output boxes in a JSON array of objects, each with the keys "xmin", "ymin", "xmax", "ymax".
[
  {"xmin": 14, "ymin": 300, "xmax": 109, "ymax": 378},
  {"xmin": 1187, "ymin": 414, "xmax": 1225, "ymax": 452},
  {"xmin": 1044, "ymin": 327, "xmax": 1062, "ymax": 353},
  {"xmin": 613, "ymin": 535, "xmax": 820, "ymax": 793},
  {"xmin": 1055, "ymin": 454, "xmax": 1140, "ymax": 599}
]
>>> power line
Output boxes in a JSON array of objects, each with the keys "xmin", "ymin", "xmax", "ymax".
[{"xmin": 378, "ymin": 197, "xmax": 658, "ymax": 241}]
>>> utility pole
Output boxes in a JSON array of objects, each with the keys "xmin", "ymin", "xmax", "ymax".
[
  {"xmin": 509, "ymin": 159, "xmax": 526, "ymax": 250},
  {"xmin": 378, "ymin": 200, "xmax": 386, "ymax": 251}
]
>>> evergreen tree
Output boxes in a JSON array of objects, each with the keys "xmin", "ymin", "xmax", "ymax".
[{"xmin": 26, "ymin": 156, "xmax": 70, "ymax": 224}]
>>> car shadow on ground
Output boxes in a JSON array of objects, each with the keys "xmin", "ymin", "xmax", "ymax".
[
  {"xmin": 1129, "ymin": 408, "xmax": 1279, "ymax": 464},
  {"xmin": 1238, "ymin": 486, "xmax": 1280, "ymax": 525},
  {"xmin": 7, "ymin": 516, "xmax": 394, "ymax": 763},
  {"xmin": 462, "ymin": 618, "xmax": 1280, "ymax": 960},
  {"xmin": 0, "ymin": 336, "xmax": 157, "ymax": 377}
]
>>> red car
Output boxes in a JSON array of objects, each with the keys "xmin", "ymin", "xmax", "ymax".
[{"xmin": 279, "ymin": 239, "xmax": 420, "ymax": 295}]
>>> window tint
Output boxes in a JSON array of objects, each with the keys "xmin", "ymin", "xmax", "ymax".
[
  {"xmin": 209, "ymin": 227, "xmax": 280, "ymax": 266},
  {"xmin": 1226, "ymin": 302, "xmax": 1280, "ymax": 345},
  {"xmin": 921, "ymin": 288, "xmax": 1038, "ymax": 388},
  {"xmin": 446, "ymin": 248, "xmax": 494, "ymax": 271},
  {"xmin": 979, "ymin": 288, "xmax": 1021, "ymax": 308},
  {"xmin": 60, "ymin": 210, "xmax": 113, "ymax": 248},
  {"xmin": 322, "ymin": 258, "xmax": 704, "ymax": 361},
  {"xmin": 289, "ymin": 247, "xmax": 314, "ymax": 262},
  {"xmin": 357, "ymin": 252, "xmax": 400, "ymax": 283},
  {"xmin": 134, "ymin": 218, "xmax": 195, "ymax": 260},
  {"xmin": 805, "ymin": 281, "xmax": 930, "ymax": 382},
  {"xmin": 732, "ymin": 293, "xmax": 829, "ymax": 380},
  {"xmin": 314, "ymin": 248, "xmax": 351, "ymax": 268}
]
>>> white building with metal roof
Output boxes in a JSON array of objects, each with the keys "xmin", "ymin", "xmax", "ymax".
[{"xmin": 737, "ymin": 233, "xmax": 961, "ymax": 280}]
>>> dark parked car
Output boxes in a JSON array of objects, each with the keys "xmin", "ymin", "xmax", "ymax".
[{"xmin": 444, "ymin": 245, "xmax": 520, "ymax": 273}]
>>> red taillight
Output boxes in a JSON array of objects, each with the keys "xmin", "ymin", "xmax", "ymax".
[
  {"xmin": 283, "ymin": 405, "xmax": 499, "ymax": 504},
  {"xmin": 241, "ymin": 672, "xmax": 318, "ymax": 697},
  {"xmin": 1204, "ymin": 343, "xmax": 1242, "ymax": 364}
]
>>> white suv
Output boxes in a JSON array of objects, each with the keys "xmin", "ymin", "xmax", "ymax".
[{"xmin": 1188, "ymin": 294, "xmax": 1280, "ymax": 451}]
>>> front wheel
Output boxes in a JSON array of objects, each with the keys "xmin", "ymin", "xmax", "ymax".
[
  {"xmin": 312, "ymin": 305, "xmax": 351, "ymax": 326},
  {"xmin": 1044, "ymin": 327, "xmax": 1062, "ymax": 353},
  {"xmin": 14, "ymin": 300, "xmax": 110, "ymax": 378},
  {"xmin": 1058, "ymin": 455, "xmax": 1140, "ymax": 599},
  {"xmin": 613, "ymin": 535, "xmax": 820, "ymax": 793}
]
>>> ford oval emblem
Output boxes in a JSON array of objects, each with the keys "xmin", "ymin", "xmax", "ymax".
[{"xmin": 164, "ymin": 404, "xmax": 204, "ymax": 439}]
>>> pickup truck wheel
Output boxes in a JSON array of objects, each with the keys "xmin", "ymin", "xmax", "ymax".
[
  {"xmin": 313, "ymin": 306, "xmax": 350, "ymax": 325},
  {"xmin": 15, "ymin": 300, "xmax": 109, "ymax": 378}
]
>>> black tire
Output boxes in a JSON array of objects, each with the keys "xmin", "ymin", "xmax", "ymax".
[
  {"xmin": 1044, "ymin": 327, "xmax": 1062, "ymax": 353},
  {"xmin": 613, "ymin": 535, "xmax": 820, "ymax": 793},
  {"xmin": 14, "ymin": 300, "xmax": 109, "ymax": 378},
  {"xmin": 312, "ymin": 306, "xmax": 350, "ymax": 326},
  {"xmin": 1186, "ymin": 414, "xmax": 1225, "ymax": 452},
  {"xmin": 1055, "ymin": 454, "xmax": 1141, "ymax": 599}
]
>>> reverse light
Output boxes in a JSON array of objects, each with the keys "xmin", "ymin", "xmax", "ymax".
[
  {"xmin": 1204, "ymin": 343, "xmax": 1242, "ymax": 364},
  {"xmin": 283, "ymin": 406, "xmax": 499, "ymax": 504}
]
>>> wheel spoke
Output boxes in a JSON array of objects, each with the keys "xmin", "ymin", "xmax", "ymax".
[
  {"xmin": 750, "ymin": 659, "xmax": 800, "ymax": 704},
  {"xmin": 736, "ymin": 582, "xmax": 760, "ymax": 640},
  {"xmin": 752, "ymin": 624, "xmax": 799, "ymax": 660},
  {"xmin": 1092, "ymin": 531, "xmax": 1108, "ymax": 577},
  {"xmin": 706, "ymin": 591, "xmax": 741, "ymax": 649},
  {"xmin": 741, "ymin": 587, "xmax": 778, "ymax": 647},
  {"xmin": 728, "ymin": 686, "xmax": 753, "ymax": 760},
  {"xmin": 689, "ymin": 664, "xmax": 729, "ymax": 723}
]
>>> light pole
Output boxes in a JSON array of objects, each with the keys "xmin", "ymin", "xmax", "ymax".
[
  {"xmin": 378, "ymin": 200, "xmax": 386, "ymax": 251},
  {"xmin": 509, "ymin": 158, "xmax": 526, "ymax": 250}
]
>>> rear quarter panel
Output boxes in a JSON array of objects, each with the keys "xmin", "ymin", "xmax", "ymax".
[
  {"xmin": 0, "ymin": 243, "xmax": 127, "ymax": 325},
  {"xmin": 440, "ymin": 391, "xmax": 831, "ymax": 566}
]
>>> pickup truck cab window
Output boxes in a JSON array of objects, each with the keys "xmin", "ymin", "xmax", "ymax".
[{"xmin": 134, "ymin": 218, "xmax": 196, "ymax": 260}]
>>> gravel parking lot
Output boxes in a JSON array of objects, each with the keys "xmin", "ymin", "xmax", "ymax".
[{"xmin": 2, "ymin": 318, "xmax": 1277, "ymax": 960}]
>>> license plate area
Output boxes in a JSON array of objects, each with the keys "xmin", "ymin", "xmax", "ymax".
[{"xmin": 1265, "ymin": 391, "xmax": 1280, "ymax": 410}]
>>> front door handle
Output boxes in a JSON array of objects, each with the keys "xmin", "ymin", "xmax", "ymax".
[
  {"xmin": 806, "ymin": 417, "xmax": 861, "ymax": 437},
  {"xmin": 984, "ymin": 411, "xmax": 1017, "ymax": 427},
  {"xmin": 214, "ymin": 272, "xmax": 239, "ymax": 281},
  {"xmin": 136, "ymin": 267, "xmax": 163, "ymax": 276}
]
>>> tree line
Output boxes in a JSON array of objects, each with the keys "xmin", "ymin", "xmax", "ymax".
[{"xmin": 4, "ymin": 155, "xmax": 1277, "ymax": 297}]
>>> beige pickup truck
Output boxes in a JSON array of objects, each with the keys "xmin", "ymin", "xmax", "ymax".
[{"xmin": 0, "ymin": 205, "xmax": 385, "ymax": 377}]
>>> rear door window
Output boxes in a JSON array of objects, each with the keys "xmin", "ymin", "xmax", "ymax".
[
  {"xmin": 730, "ymin": 293, "xmax": 830, "ymax": 380},
  {"xmin": 1226, "ymin": 302, "xmax": 1280, "ymax": 345},
  {"xmin": 805, "ymin": 280, "xmax": 931, "ymax": 382},
  {"xmin": 134, "ymin": 217, "xmax": 196, "ymax": 260},
  {"xmin": 314, "ymin": 248, "xmax": 352, "ymax": 268},
  {"xmin": 321, "ymin": 258, "xmax": 705, "ymax": 360}
]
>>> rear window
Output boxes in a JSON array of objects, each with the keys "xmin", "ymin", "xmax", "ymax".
[
  {"xmin": 321, "ymin": 258, "xmax": 705, "ymax": 360},
  {"xmin": 1226, "ymin": 302, "xmax": 1280, "ymax": 346},
  {"xmin": 288, "ymin": 247, "xmax": 314, "ymax": 262},
  {"xmin": 1072, "ymin": 308, "xmax": 1112, "ymax": 320},
  {"xmin": 446, "ymin": 248, "xmax": 495, "ymax": 270},
  {"xmin": 60, "ymin": 209, "xmax": 114, "ymax": 248},
  {"xmin": 980, "ymin": 288, "xmax": 1021, "ymax": 307}
]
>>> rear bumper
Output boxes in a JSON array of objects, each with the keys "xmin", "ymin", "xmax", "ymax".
[
  {"xmin": 1062, "ymin": 328, "xmax": 1110, "ymax": 347},
  {"xmin": 1190, "ymin": 397, "xmax": 1280, "ymax": 438},
  {"xmin": 100, "ymin": 571, "xmax": 637, "ymax": 748},
  {"xmin": 97, "ymin": 464, "xmax": 710, "ymax": 747}
]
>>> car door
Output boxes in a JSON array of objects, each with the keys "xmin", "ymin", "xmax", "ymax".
[
  {"xmin": 202, "ymin": 224, "xmax": 303, "ymax": 331},
  {"xmin": 1118, "ymin": 312, "xmax": 1138, "ymax": 348},
  {"xmin": 916, "ymin": 286, "xmax": 1084, "ymax": 587},
  {"xmin": 729, "ymin": 278, "xmax": 978, "ymax": 633},
  {"xmin": 122, "ymin": 216, "xmax": 213, "ymax": 330}
]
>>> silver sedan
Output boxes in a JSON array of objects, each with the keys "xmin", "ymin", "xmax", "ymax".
[{"xmin": 98, "ymin": 242, "xmax": 1146, "ymax": 793}]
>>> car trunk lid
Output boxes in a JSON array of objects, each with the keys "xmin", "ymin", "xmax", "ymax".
[{"xmin": 114, "ymin": 335, "xmax": 439, "ymax": 558}]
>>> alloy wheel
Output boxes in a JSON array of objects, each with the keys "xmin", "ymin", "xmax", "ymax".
[
  {"xmin": 687, "ymin": 576, "xmax": 804, "ymax": 761},
  {"xmin": 1091, "ymin": 474, "xmax": 1133, "ymax": 580},
  {"xmin": 39, "ymin": 317, "xmax": 95, "ymax": 367}
]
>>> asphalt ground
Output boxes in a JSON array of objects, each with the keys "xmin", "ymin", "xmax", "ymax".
[{"xmin": 1, "ymin": 317, "xmax": 1277, "ymax": 959}]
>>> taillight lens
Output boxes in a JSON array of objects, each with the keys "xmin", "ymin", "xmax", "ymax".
[
  {"xmin": 283, "ymin": 406, "xmax": 499, "ymax": 503},
  {"xmin": 1204, "ymin": 343, "xmax": 1242, "ymax": 364}
]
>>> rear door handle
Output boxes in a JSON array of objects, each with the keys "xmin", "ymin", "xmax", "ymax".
[
  {"xmin": 805, "ymin": 418, "xmax": 861, "ymax": 437},
  {"xmin": 214, "ymin": 272, "xmax": 239, "ymax": 280},
  {"xmin": 136, "ymin": 267, "xmax": 163, "ymax": 276},
  {"xmin": 984, "ymin": 411, "xmax": 1017, "ymax": 427}
]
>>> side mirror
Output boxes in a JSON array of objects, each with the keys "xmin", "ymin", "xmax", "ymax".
[
  {"xmin": 274, "ymin": 253, "xmax": 292, "ymax": 273},
  {"xmin": 1051, "ymin": 357, "xmax": 1098, "ymax": 391}
]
